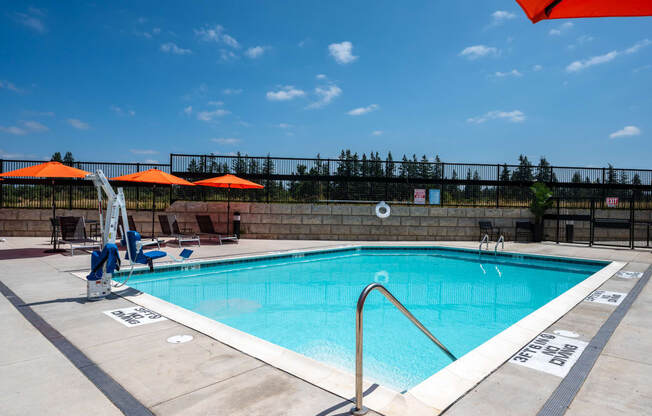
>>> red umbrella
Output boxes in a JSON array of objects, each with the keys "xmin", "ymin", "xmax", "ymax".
[
  {"xmin": 0, "ymin": 161, "xmax": 91, "ymax": 252},
  {"xmin": 517, "ymin": 0, "xmax": 652, "ymax": 23},
  {"xmin": 111, "ymin": 169, "xmax": 195, "ymax": 239},
  {"xmin": 193, "ymin": 174, "xmax": 264, "ymax": 235}
]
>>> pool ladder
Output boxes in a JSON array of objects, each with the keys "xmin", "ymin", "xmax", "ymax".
[
  {"xmin": 350, "ymin": 283, "xmax": 457, "ymax": 415},
  {"xmin": 494, "ymin": 235, "xmax": 504, "ymax": 255},
  {"xmin": 479, "ymin": 233, "xmax": 489, "ymax": 254}
]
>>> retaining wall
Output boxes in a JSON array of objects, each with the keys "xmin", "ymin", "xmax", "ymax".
[{"xmin": 2, "ymin": 202, "xmax": 646, "ymax": 242}]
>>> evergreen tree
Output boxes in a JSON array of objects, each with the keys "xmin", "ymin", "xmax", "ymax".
[
  {"xmin": 63, "ymin": 152, "xmax": 75, "ymax": 166},
  {"xmin": 432, "ymin": 155, "xmax": 443, "ymax": 180},
  {"xmin": 51, "ymin": 152, "xmax": 63, "ymax": 162},
  {"xmin": 418, "ymin": 155, "xmax": 432, "ymax": 179},
  {"xmin": 606, "ymin": 164, "xmax": 618, "ymax": 184},
  {"xmin": 231, "ymin": 152, "xmax": 247, "ymax": 175},
  {"xmin": 385, "ymin": 152, "xmax": 395, "ymax": 177},
  {"xmin": 187, "ymin": 159, "xmax": 199, "ymax": 173}
]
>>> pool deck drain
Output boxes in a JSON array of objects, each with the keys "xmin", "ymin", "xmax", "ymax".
[{"xmin": 1, "ymin": 237, "xmax": 651, "ymax": 416}]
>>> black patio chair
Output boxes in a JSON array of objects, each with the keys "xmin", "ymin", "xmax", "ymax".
[
  {"xmin": 479, "ymin": 221, "xmax": 500, "ymax": 241},
  {"xmin": 158, "ymin": 214, "xmax": 200, "ymax": 248},
  {"xmin": 58, "ymin": 216, "xmax": 101, "ymax": 256},
  {"xmin": 196, "ymin": 215, "xmax": 238, "ymax": 245},
  {"xmin": 118, "ymin": 215, "xmax": 161, "ymax": 249},
  {"xmin": 515, "ymin": 221, "xmax": 534, "ymax": 242}
]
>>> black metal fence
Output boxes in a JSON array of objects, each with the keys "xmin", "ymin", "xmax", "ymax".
[{"xmin": 1, "ymin": 154, "xmax": 651, "ymax": 210}]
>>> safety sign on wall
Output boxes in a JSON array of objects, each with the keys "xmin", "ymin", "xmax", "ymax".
[
  {"xmin": 584, "ymin": 290, "xmax": 627, "ymax": 306},
  {"xmin": 414, "ymin": 189, "xmax": 426, "ymax": 204},
  {"xmin": 605, "ymin": 197, "xmax": 619, "ymax": 208},
  {"xmin": 510, "ymin": 332, "xmax": 588, "ymax": 377},
  {"xmin": 103, "ymin": 306, "xmax": 167, "ymax": 327}
]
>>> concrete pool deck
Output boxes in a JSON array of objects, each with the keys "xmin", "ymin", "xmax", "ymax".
[{"xmin": 1, "ymin": 237, "xmax": 651, "ymax": 415}]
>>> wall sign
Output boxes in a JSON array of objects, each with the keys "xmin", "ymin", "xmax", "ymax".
[
  {"xmin": 414, "ymin": 189, "xmax": 426, "ymax": 204},
  {"xmin": 510, "ymin": 332, "xmax": 588, "ymax": 377},
  {"xmin": 428, "ymin": 189, "xmax": 441, "ymax": 205},
  {"xmin": 615, "ymin": 271, "xmax": 643, "ymax": 279},
  {"xmin": 605, "ymin": 197, "xmax": 619, "ymax": 208},
  {"xmin": 103, "ymin": 306, "xmax": 167, "ymax": 327},
  {"xmin": 584, "ymin": 290, "xmax": 626, "ymax": 306}
]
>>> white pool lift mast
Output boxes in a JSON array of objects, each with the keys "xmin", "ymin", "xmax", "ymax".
[{"xmin": 84, "ymin": 169, "xmax": 131, "ymax": 298}]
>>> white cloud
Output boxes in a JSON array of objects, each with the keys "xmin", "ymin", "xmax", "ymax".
[
  {"xmin": 244, "ymin": 46, "xmax": 266, "ymax": 58},
  {"xmin": 316, "ymin": 74, "xmax": 327, "ymax": 80},
  {"xmin": 609, "ymin": 126, "xmax": 641, "ymax": 139},
  {"xmin": 277, "ymin": 123, "xmax": 293, "ymax": 129},
  {"xmin": 160, "ymin": 42, "xmax": 192, "ymax": 55},
  {"xmin": 219, "ymin": 49, "xmax": 238, "ymax": 62},
  {"xmin": 328, "ymin": 41, "xmax": 358, "ymax": 64},
  {"xmin": 625, "ymin": 39, "xmax": 652, "ymax": 54},
  {"xmin": 371, "ymin": 130, "xmax": 383, "ymax": 136},
  {"xmin": 130, "ymin": 149, "xmax": 158, "ymax": 155},
  {"xmin": 152, "ymin": 28, "xmax": 161, "ymax": 35},
  {"xmin": 307, "ymin": 85, "xmax": 342, "ymax": 109},
  {"xmin": 211, "ymin": 137, "xmax": 240, "ymax": 145},
  {"xmin": 183, "ymin": 105, "xmax": 192, "ymax": 115},
  {"xmin": 223, "ymin": 88, "xmax": 243, "ymax": 95},
  {"xmin": 532, "ymin": 64, "xmax": 543, "ymax": 72},
  {"xmin": 0, "ymin": 120, "xmax": 48, "ymax": 135},
  {"xmin": 67, "ymin": 118, "xmax": 90, "ymax": 130},
  {"xmin": 459, "ymin": 45, "xmax": 498, "ymax": 60},
  {"xmin": 567, "ymin": 34, "xmax": 594, "ymax": 50},
  {"xmin": 0, "ymin": 80, "xmax": 23, "ymax": 93},
  {"xmin": 467, "ymin": 110, "xmax": 525, "ymax": 124},
  {"xmin": 143, "ymin": 159, "xmax": 159, "ymax": 164},
  {"xmin": 110, "ymin": 105, "xmax": 135, "ymax": 116},
  {"xmin": 549, "ymin": 22, "xmax": 573, "ymax": 36},
  {"xmin": 0, "ymin": 126, "xmax": 27, "ymax": 135},
  {"xmin": 208, "ymin": 100, "xmax": 224, "ymax": 106},
  {"xmin": 566, "ymin": 51, "xmax": 618, "ymax": 72},
  {"xmin": 21, "ymin": 120, "xmax": 48, "ymax": 132},
  {"xmin": 194, "ymin": 25, "xmax": 240, "ymax": 48},
  {"xmin": 565, "ymin": 39, "xmax": 650, "ymax": 73},
  {"xmin": 491, "ymin": 10, "xmax": 516, "ymax": 25},
  {"xmin": 494, "ymin": 69, "xmax": 522, "ymax": 78},
  {"xmin": 13, "ymin": 9, "xmax": 47, "ymax": 34},
  {"xmin": 347, "ymin": 104, "xmax": 379, "ymax": 116},
  {"xmin": 197, "ymin": 109, "xmax": 230, "ymax": 121},
  {"xmin": 633, "ymin": 64, "xmax": 652, "ymax": 73},
  {"xmin": 266, "ymin": 86, "xmax": 306, "ymax": 101}
]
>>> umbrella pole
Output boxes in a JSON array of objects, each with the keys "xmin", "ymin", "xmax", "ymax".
[
  {"xmin": 152, "ymin": 184, "xmax": 156, "ymax": 240},
  {"xmin": 45, "ymin": 179, "xmax": 64, "ymax": 253},
  {"xmin": 227, "ymin": 186, "xmax": 231, "ymax": 235}
]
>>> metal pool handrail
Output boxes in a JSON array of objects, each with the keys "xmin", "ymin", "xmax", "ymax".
[
  {"xmin": 350, "ymin": 283, "xmax": 457, "ymax": 415},
  {"xmin": 479, "ymin": 233, "xmax": 489, "ymax": 253},
  {"xmin": 494, "ymin": 235, "xmax": 504, "ymax": 255}
]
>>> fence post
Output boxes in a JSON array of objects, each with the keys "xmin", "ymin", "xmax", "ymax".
[
  {"xmin": 0, "ymin": 159, "xmax": 3, "ymax": 208},
  {"xmin": 630, "ymin": 197, "xmax": 635, "ymax": 249},
  {"xmin": 169, "ymin": 154, "xmax": 174, "ymax": 206},
  {"xmin": 496, "ymin": 164, "xmax": 500, "ymax": 208},
  {"xmin": 266, "ymin": 155, "xmax": 270, "ymax": 203},
  {"xmin": 441, "ymin": 163, "xmax": 445, "ymax": 207},
  {"xmin": 601, "ymin": 168, "xmax": 606, "ymax": 208},
  {"xmin": 68, "ymin": 182, "xmax": 73, "ymax": 209}
]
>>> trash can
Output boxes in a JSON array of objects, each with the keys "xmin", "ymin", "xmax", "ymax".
[
  {"xmin": 233, "ymin": 211, "xmax": 241, "ymax": 238},
  {"xmin": 565, "ymin": 224, "xmax": 574, "ymax": 243}
]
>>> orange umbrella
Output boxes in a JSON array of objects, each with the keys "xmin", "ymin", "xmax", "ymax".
[
  {"xmin": 0, "ymin": 161, "xmax": 91, "ymax": 252},
  {"xmin": 194, "ymin": 174, "xmax": 264, "ymax": 235},
  {"xmin": 111, "ymin": 169, "xmax": 195, "ymax": 239},
  {"xmin": 516, "ymin": 0, "xmax": 652, "ymax": 23}
]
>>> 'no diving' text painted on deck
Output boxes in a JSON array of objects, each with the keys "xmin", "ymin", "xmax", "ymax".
[
  {"xmin": 103, "ymin": 306, "xmax": 167, "ymax": 327},
  {"xmin": 510, "ymin": 333, "xmax": 588, "ymax": 378},
  {"xmin": 584, "ymin": 290, "xmax": 627, "ymax": 306}
]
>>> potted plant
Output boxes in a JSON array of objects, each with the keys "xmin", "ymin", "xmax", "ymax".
[{"xmin": 529, "ymin": 182, "xmax": 553, "ymax": 242}]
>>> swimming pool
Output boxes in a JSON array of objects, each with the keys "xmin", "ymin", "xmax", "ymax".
[{"xmin": 123, "ymin": 247, "xmax": 607, "ymax": 391}]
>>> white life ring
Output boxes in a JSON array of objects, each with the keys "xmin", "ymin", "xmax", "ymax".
[
  {"xmin": 374, "ymin": 270, "xmax": 389, "ymax": 284},
  {"xmin": 375, "ymin": 201, "xmax": 391, "ymax": 218}
]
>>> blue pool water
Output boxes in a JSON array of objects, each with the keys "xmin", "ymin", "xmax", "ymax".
[{"xmin": 125, "ymin": 247, "xmax": 605, "ymax": 391}]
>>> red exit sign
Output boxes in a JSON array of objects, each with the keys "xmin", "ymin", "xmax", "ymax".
[{"xmin": 605, "ymin": 197, "xmax": 619, "ymax": 208}]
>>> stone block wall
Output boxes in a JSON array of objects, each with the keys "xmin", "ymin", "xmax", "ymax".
[{"xmin": 2, "ymin": 202, "xmax": 648, "ymax": 242}]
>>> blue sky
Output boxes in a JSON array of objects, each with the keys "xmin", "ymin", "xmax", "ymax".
[{"xmin": 1, "ymin": 1, "xmax": 651, "ymax": 168}]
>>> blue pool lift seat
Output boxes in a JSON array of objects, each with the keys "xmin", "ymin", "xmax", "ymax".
[{"xmin": 125, "ymin": 230, "xmax": 167, "ymax": 271}]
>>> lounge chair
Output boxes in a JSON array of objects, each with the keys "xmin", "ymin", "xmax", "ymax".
[
  {"xmin": 158, "ymin": 214, "xmax": 200, "ymax": 248},
  {"xmin": 118, "ymin": 215, "xmax": 161, "ymax": 249},
  {"xmin": 195, "ymin": 215, "xmax": 238, "ymax": 245},
  {"xmin": 59, "ymin": 216, "xmax": 101, "ymax": 256},
  {"xmin": 478, "ymin": 221, "xmax": 500, "ymax": 241},
  {"xmin": 515, "ymin": 221, "xmax": 533, "ymax": 242}
]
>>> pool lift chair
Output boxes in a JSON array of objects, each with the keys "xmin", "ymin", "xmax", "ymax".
[{"xmin": 83, "ymin": 170, "xmax": 194, "ymax": 297}]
